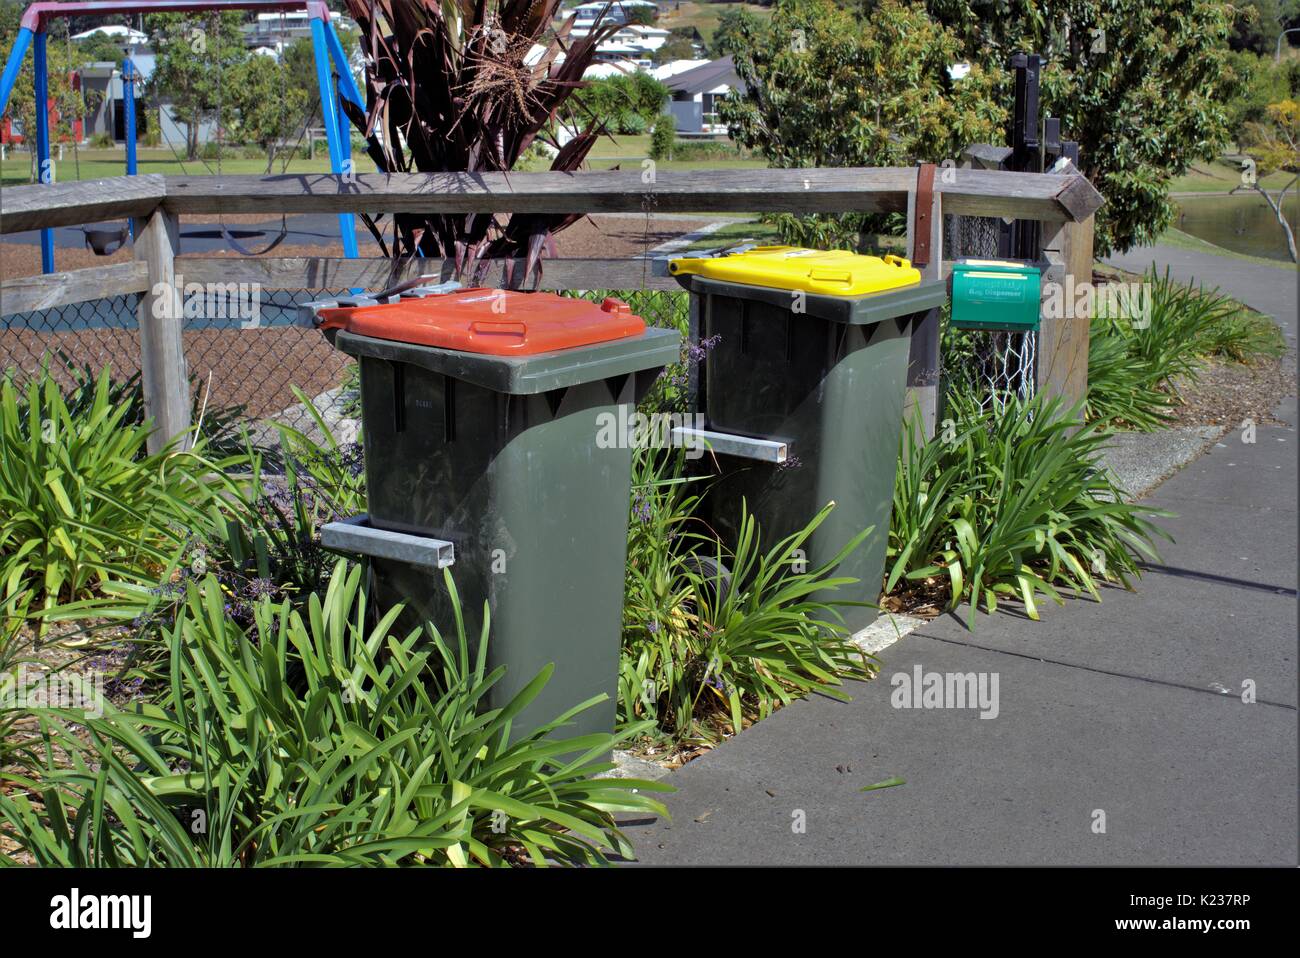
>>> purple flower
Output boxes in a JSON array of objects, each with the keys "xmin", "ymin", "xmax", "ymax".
[{"xmin": 687, "ymin": 334, "xmax": 722, "ymax": 367}]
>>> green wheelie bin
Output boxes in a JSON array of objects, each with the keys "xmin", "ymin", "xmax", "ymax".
[
  {"xmin": 669, "ymin": 246, "xmax": 947, "ymax": 632},
  {"xmin": 308, "ymin": 287, "xmax": 679, "ymax": 740}
]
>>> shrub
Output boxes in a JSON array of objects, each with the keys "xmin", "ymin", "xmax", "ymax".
[
  {"xmin": 1085, "ymin": 268, "xmax": 1284, "ymax": 429},
  {"xmin": 62, "ymin": 391, "xmax": 369, "ymax": 643},
  {"xmin": 567, "ymin": 73, "xmax": 669, "ymax": 132},
  {"xmin": 617, "ymin": 111, "xmax": 648, "ymax": 135},
  {"xmin": 0, "ymin": 562, "xmax": 669, "ymax": 866},
  {"xmin": 621, "ymin": 449, "xmax": 876, "ymax": 744},
  {"xmin": 650, "ymin": 114, "xmax": 676, "ymax": 160},
  {"xmin": 1084, "ymin": 317, "xmax": 1177, "ymax": 431},
  {"xmin": 888, "ymin": 393, "xmax": 1172, "ymax": 627},
  {"xmin": 216, "ymin": 392, "xmax": 368, "ymax": 602},
  {"xmin": 0, "ymin": 367, "xmax": 241, "ymax": 617},
  {"xmin": 670, "ymin": 139, "xmax": 746, "ymax": 162},
  {"xmin": 0, "ymin": 612, "xmax": 36, "ymax": 771}
]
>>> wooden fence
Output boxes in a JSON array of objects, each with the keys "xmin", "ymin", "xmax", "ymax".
[{"xmin": 0, "ymin": 165, "xmax": 1102, "ymax": 453}]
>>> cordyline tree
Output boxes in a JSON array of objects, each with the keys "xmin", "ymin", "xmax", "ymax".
[{"xmin": 340, "ymin": 0, "xmax": 623, "ymax": 277}]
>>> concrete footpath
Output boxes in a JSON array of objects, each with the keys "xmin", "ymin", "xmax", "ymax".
[{"xmin": 625, "ymin": 247, "xmax": 1298, "ymax": 866}]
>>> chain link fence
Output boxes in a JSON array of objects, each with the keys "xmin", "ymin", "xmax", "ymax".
[
  {"xmin": 1, "ymin": 294, "xmax": 143, "ymax": 389},
  {"xmin": 1, "ymin": 283, "xmax": 692, "ymax": 445}
]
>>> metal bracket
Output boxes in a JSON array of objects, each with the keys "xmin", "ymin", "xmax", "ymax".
[
  {"xmin": 670, "ymin": 426, "xmax": 788, "ymax": 463},
  {"xmin": 668, "ymin": 240, "xmax": 759, "ymax": 264},
  {"xmin": 321, "ymin": 514, "xmax": 455, "ymax": 570},
  {"xmin": 296, "ymin": 280, "xmax": 461, "ymax": 328}
]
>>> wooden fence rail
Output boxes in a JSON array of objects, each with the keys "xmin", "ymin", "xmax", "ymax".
[{"xmin": 0, "ymin": 166, "xmax": 1100, "ymax": 453}]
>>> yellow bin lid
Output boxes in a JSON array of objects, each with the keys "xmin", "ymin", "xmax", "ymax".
[{"xmin": 668, "ymin": 245, "xmax": 921, "ymax": 297}]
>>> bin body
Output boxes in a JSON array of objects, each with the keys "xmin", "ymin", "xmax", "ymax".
[
  {"xmin": 676, "ymin": 272, "xmax": 947, "ymax": 632},
  {"xmin": 330, "ymin": 297, "xmax": 678, "ymax": 741}
]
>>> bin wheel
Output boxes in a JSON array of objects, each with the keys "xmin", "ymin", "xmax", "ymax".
[{"xmin": 682, "ymin": 553, "xmax": 733, "ymax": 609}]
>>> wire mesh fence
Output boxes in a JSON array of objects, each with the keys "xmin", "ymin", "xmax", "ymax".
[
  {"xmin": 182, "ymin": 288, "xmax": 354, "ymax": 435},
  {"xmin": 1, "ymin": 283, "xmax": 692, "ymax": 443},
  {"xmin": 0, "ymin": 294, "xmax": 143, "ymax": 389},
  {"xmin": 943, "ymin": 212, "xmax": 1038, "ymax": 412}
]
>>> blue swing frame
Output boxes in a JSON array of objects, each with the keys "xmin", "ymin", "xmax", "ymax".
[{"xmin": 0, "ymin": 0, "xmax": 364, "ymax": 273}]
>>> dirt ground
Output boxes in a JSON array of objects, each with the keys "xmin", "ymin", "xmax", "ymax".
[{"xmin": 1168, "ymin": 351, "xmax": 1297, "ymax": 429}]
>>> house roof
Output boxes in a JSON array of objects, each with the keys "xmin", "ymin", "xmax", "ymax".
[
  {"xmin": 72, "ymin": 25, "xmax": 147, "ymax": 44},
  {"xmin": 663, "ymin": 56, "xmax": 738, "ymax": 95},
  {"xmin": 652, "ymin": 59, "xmax": 709, "ymax": 80}
]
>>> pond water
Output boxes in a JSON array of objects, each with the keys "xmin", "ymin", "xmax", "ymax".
[{"xmin": 1173, "ymin": 193, "xmax": 1298, "ymax": 262}]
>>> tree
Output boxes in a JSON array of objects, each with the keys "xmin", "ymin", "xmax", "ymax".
[
  {"xmin": 924, "ymin": 0, "xmax": 1244, "ymax": 254},
  {"xmin": 717, "ymin": 0, "xmax": 1005, "ymax": 246},
  {"xmin": 650, "ymin": 110, "xmax": 676, "ymax": 160},
  {"xmin": 655, "ymin": 28, "xmax": 699, "ymax": 63},
  {"xmin": 626, "ymin": 4, "xmax": 658, "ymax": 26},
  {"xmin": 0, "ymin": 17, "xmax": 95, "ymax": 181},
  {"xmin": 339, "ymin": 0, "xmax": 628, "ymax": 270},
  {"xmin": 566, "ymin": 71, "xmax": 669, "ymax": 132},
  {"xmin": 1240, "ymin": 98, "xmax": 1299, "ymax": 260},
  {"xmin": 74, "ymin": 29, "xmax": 136, "ymax": 65},
  {"xmin": 1223, "ymin": 51, "xmax": 1294, "ymax": 151},
  {"xmin": 143, "ymin": 11, "xmax": 248, "ymax": 160},
  {"xmin": 228, "ymin": 55, "xmax": 308, "ymax": 171},
  {"xmin": 1229, "ymin": 0, "xmax": 1300, "ymax": 54},
  {"xmin": 282, "ymin": 28, "xmax": 360, "ymax": 138},
  {"xmin": 711, "ymin": 7, "xmax": 752, "ymax": 58}
]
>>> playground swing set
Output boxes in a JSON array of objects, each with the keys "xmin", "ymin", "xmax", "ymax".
[{"xmin": 0, "ymin": 0, "xmax": 364, "ymax": 275}]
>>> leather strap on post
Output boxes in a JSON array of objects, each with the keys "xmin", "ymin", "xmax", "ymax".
[{"xmin": 912, "ymin": 162, "xmax": 937, "ymax": 269}]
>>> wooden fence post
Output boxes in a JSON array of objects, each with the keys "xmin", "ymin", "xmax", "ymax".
[
  {"xmin": 904, "ymin": 183, "xmax": 944, "ymax": 438},
  {"xmin": 1035, "ymin": 214, "xmax": 1094, "ymax": 410},
  {"xmin": 135, "ymin": 209, "xmax": 191, "ymax": 453}
]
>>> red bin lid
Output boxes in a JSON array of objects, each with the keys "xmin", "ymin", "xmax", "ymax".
[{"xmin": 316, "ymin": 289, "xmax": 646, "ymax": 356}]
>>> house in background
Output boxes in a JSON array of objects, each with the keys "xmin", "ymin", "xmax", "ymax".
[
  {"xmin": 71, "ymin": 24, "xmax": 148, "ymax": 47},
  {"xmin": 78, "ymin": 59, "xmax": 217, "ymax": 149},
  {"xmin": 243, "ymin": 9, "xmax": 355, "ymax": 51},
  {"xmin": 570, "ymin": 0, "xmax": 660, "ymax": 31},
  {"xmin": 657, "ymin": 55, "xmax": 738, "ymax": 135}
]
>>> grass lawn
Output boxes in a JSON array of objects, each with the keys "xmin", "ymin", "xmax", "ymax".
[
  {"xmin": 1170, "ymin": 159, "xmax": 1295, "ymax": 194},
  {"xmin": 1153, "ymin": 226, "xmax": 1298, "ymax": 269},
  {"xmin": 3, "ymin": 138, "xmax": 765, "ymax": 185},
  {"xmin": 656, "ymin": 1, "xmax": 772, "ymax": 44},
  {"xmin": 585, "ymin": 155, "xmax": 769, "ymax": 171},
  {"xmin": 0, "ymin": 147, "xmax": 337, "ymax": 186},
  {"xmin": 585, "ymin": 132, "xmax": 766, "ymax": 170}
]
